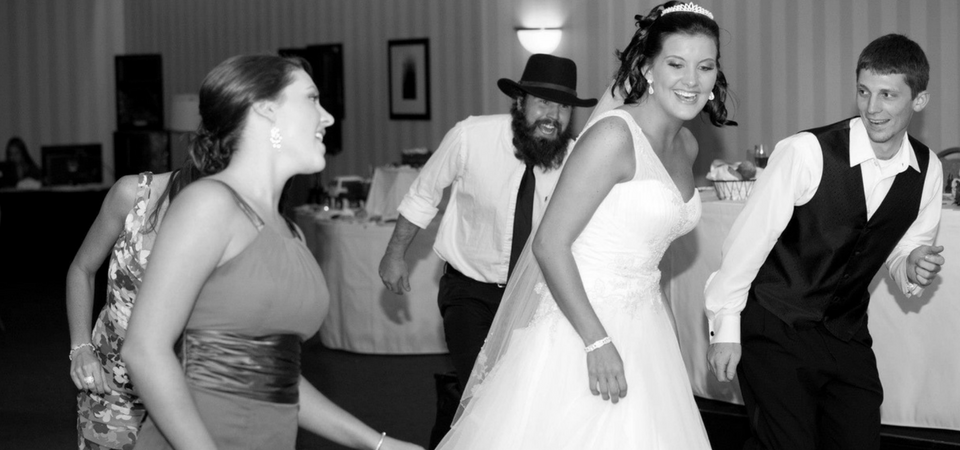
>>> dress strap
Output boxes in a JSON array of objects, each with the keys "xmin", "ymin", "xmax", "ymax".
[
  {"xmin": 208, "ymin": 179, "xmax": 265, "ymax": 231},
  {"xmin": 133, "ymin": 172, "xmax": 154, "ymax": 219},
  {"xmin": 282, "ymin": 216, "xmax": 303, "ymax": 241}
]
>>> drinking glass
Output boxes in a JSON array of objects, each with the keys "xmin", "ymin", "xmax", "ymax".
[{"xmin": 754, "ymin": 145, "xmax": 768, "ymax": 168}]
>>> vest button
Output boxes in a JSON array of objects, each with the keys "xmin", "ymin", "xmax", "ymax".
[{"xmin": 843, "ymin": 273, "xmax": 850, "ymax": 279}]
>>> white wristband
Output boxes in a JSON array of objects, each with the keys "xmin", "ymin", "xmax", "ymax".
[
  {"xmin": 375, "ymin": 432, "xmax": 386, "ymax": 450},
  {"xmin": 584, "ymin": 337, "xmax": 612, "ymax": 353}
]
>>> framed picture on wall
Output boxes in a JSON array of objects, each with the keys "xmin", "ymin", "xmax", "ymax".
[{"xmin": 388, "ymin": 38, "xmax": 430, "ymax": 120}]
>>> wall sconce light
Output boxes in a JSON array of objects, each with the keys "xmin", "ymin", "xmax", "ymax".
[{"xmin": 516, "ymin": 28, "xmax": 562, "ymax": 54}]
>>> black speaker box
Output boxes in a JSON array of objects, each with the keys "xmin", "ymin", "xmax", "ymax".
[
  {"xmin": 114, "ymin": 130, "xmax": 170, "ymax": 178},
  {"xmin": 116, "ymin": 54, "xmax": 164, "ymax": 130}
]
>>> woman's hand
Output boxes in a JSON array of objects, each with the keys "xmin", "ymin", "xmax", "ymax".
[
  {"xmin": 70, "ymin": 346, "xmax": 107, "ymax": 394},
  {"xmin": 379, "ymin": 436, "xmax": 425, "ymax": 450},
  {"xmin": 586, "ymin": 344, "xmax": 628, "ymax": 403}
]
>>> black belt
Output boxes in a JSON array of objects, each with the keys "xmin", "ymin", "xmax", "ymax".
[
  {"xmin": 178, "ymin": 330, "xmax": 301, "ymax": 404},
  {"xmin": 444, "ymin": 263, "xmax": 506, "ymax": 289}
]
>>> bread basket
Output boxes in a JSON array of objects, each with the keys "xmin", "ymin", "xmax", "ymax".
[{"xmin": 712, "ymin": 180, "xmax": 755, "ymax": 201}]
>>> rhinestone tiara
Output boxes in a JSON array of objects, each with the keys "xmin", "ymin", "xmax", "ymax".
[{"xmin": 661, "ymin": 2, "xmax": 714, "ymax": 20}]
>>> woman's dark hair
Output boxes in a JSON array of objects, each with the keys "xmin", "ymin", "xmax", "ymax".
[
  {"xmin": 143, "ymin": 162, "xmax": 202, "ymax": 233},
  {"xmin": 5, "ymin": 136, "xmax": 41, "ymax": 177},
  {"xmin": 612, "ymin": 1, "xmax": 735, "ymax": 127},
  {"xmin": 191, "ymin": 55, "xmax": 308, "ymax": 175}
]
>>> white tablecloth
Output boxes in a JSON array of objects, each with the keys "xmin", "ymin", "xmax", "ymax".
[
  {"xmin": 661, "ymin": 191, "xmax": 960, "ymax": 431},
  {"xmin": 296, "ymin": 212, "xmax": 447, "ymax": 354},
  {"xmin": 364, "ymin": 166, "xmax": 420, "ymax": 221}
]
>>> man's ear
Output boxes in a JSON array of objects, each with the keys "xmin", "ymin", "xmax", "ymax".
[
  {"xmin": 251, "ymin": 100, "xmax": 277, "ymax": 122},
  {"xmin": 912, "ymin": 90, "xmax": 929, "ymax": 113}
]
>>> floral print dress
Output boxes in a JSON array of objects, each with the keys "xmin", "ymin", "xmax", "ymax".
[{"xmin": 77, "ymin": 172, "xmax": 157, "ymax": 450}]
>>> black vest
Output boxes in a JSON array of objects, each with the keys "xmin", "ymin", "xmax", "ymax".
[{"xmin": 749, "ymin": 118, "xmax": 930, "ymax": 341}]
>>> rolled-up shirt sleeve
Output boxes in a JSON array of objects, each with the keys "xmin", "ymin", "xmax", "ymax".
[
  {"xmin": 397, "ymin": 122, "xmax": 465, "ymax": 229},
  {"xmin": 704, "ymin": 133, "xmax": 820, "ymax": 344},
  {"xmin": 885, "ymin": 153, "xmax": 943, "ymax": 297}
]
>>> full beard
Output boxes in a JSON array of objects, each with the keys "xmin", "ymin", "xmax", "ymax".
[{"xmin": 510, "ymin": 104, "xmax": 573, "ymax": 171}]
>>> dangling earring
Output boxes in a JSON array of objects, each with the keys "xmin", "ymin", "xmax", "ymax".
[
  {"xmin": 647, "ymin": 79, "xmax": 654, "ymax": 95},
  {"xmin": 270, "ymin": 126, "xmax": 283, "ymax": 150},
  {"xmin": 708, "ymin": 91, "xmax": 715, "ymax": 101}
]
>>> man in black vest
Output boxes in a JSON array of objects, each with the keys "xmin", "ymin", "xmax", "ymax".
[{"xmin": 705, "ymin": 34, "xmax": 945, "ymax": 449}]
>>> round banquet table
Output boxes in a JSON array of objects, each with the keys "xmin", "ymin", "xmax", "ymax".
[{"xmin": 296, "ymin": 210, "xmax": 447, "ymax": 354}]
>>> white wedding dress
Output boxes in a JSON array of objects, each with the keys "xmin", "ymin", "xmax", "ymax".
[{"xmin": 436, "ymin": 110, "xmax": 711, "ymax": 449}]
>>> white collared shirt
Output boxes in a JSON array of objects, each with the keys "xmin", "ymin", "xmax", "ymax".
[
  {"xmin": 704, "ymin": 118, "xmax": 943, "ymax": 344},
  {"xmin": 398, "ymin": 114, "xmax": 566, "ymax": 284}
]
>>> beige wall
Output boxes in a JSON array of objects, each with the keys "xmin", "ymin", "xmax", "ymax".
[{"xmin": 3, "ymin": 1, "xmax": 958, "ymax": 184}]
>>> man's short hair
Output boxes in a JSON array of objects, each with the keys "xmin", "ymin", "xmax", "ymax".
[{"xmin": 856, "ymin": 34, "xmax": 929, "ymax": 98}]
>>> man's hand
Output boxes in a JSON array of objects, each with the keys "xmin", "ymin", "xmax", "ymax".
[
  {"xmin": 907, "ymin": 245, "xmax": 945, "ymax": 287},
  {"xmin": 707, "ymin": 342, "xmax": 741, "ymax": 383},
  {"xmin": 379, "ymin": 253, "xmax": 411, "ymax": 295}
]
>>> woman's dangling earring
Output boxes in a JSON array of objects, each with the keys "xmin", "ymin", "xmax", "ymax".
[
  {"xmin": 708, "ymin": 91, "xmax": 715, "ymax": 101},
  {"xmin": 270, "ymin": 126, "xmax": 283, "ymax": 150},
  {"xmin": 647, "ymin": 79, "xmax": 654, "ymax": 95}
]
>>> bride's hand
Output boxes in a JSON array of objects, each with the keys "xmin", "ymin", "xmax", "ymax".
[{"xmin": 586, "ymin": 344, "xmax": 627, "ymax": 403}]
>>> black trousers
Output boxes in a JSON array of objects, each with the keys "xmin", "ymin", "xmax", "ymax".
[
  {"xmin": 437, "ymin": 263, "xmax": 506, "ymax": 391},
  {"xmin": 738, "ymin": 300, "xmax": 883, "ymax": 450}
]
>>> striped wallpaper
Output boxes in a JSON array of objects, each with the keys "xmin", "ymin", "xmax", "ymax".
[
  {"xmin": 1, "ymin": 1, "xmax": 958, "ymax": 183},
  {"xmin": 0, "ymin": 1, "xmax": 123, "ymax": 180}
]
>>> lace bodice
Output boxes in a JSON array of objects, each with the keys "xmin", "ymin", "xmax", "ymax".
[{"xmin": 532, "ymin": 110, "xmax": 701, "ymax": 325}]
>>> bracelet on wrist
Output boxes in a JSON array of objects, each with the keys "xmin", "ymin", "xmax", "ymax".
[
  {"xmin": 584, "ymin": 336, "xmax": 612, "ymax": 353},
  {"xmin": 375, "ymin": 431, "xmax": 386, "ymax": 450},
  {"xmin": 69, "ymin": 343, "xmax": 95, "ymax": 361}
]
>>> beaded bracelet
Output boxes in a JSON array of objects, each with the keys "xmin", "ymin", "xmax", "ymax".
[
  {"xmin": 375, "ymin": 432, "xmax": 387, "ymax": 450},
  {"xmin": 584, "ymin": 337, "xmax": 612, "ymax": 353},
  {"xmin": 69, "ymin": 343, "xmax": 95, "ymax": 361}
]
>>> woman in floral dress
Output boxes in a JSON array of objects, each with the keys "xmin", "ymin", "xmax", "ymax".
[{"xmin": 66, "ymin": 168, "xmax": 195, "ymax": 449}]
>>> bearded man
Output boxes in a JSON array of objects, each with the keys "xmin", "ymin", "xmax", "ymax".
[{"xmin": 379, "ymin": 55, "xmax": 595, "ymax": 441}]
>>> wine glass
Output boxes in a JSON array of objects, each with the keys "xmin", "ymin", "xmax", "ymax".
[{"xmin": 753, "ymin": 145, "xmax": 768, "ymax": 168}]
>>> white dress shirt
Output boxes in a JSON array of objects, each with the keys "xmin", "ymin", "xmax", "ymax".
[
  {"xmin": 398, "ymin": 114, "xmax": 565, "ymax": 285},
  {"xmin": 704, "ymin": 118, "xmax": 943, "ymax": 344}
]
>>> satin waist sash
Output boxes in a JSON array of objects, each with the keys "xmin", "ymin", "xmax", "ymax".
[{"xmin": 178, "ymin": 330, "xmax": 301, "ymax": 404}]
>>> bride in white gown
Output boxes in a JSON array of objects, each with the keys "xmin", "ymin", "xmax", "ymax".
[{"xmin": 436, "ymin": 2, "xmax": 736, "ymax": 449}]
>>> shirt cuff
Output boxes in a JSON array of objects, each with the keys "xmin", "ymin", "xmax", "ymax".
[
  {"xmin": 397, "ymin": 196, "xmax": 438, "ymax": 229},
  {"xmin": 906, "ymin": 281, "xmax": 923, "ymax": 297},
  {"xmin": 709, "ymin": 313, "xmax": 741, "ymax": 344}
]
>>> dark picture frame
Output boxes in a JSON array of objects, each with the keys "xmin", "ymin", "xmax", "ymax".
[{"xmin": 388, "ymin": 38, "xmax": 430, "ymax": 120}]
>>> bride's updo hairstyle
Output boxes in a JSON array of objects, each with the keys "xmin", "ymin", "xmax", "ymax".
[
  {"xmin": 612, "ymin": 1, "xmax": 735, "ymax": 127},
  {"xmin": 191, "ymin": 55, "xmax": 308, "ymax": 175}
]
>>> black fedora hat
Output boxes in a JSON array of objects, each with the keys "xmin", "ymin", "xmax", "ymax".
[{"xmin": 498, "ymin": 54, "xmax": 597, "ymax": 108}]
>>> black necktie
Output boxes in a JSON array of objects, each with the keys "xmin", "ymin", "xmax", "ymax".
[{"xmin": 509, "ymin": 164, "xmax": 535, "ymax": 278}]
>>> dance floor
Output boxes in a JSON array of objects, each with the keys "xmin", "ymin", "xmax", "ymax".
[{"xmin": 1, "ymin": 262, "xmax": 957, "ymax": 449}]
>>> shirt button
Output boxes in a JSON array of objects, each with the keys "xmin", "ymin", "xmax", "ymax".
[
  {"xmin": 843, "ymin": 273, "xmax": 850, "ymax": 279},
  {"xmin": 710, "ymin": 331, "xmax": 715, "ymax": 337}
]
